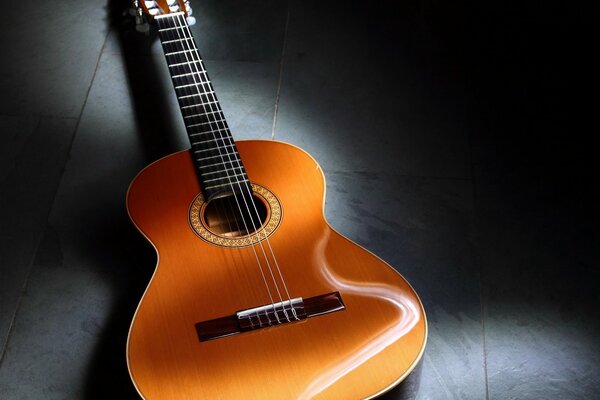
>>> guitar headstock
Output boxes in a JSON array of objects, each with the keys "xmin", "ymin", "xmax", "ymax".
[{"xmin": 132, "ymin": 0, "xmax": 195, "ymax": 32}]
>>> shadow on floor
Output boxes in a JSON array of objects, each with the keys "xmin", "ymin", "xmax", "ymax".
[{"xmin": 83, "ymin": 1, "xmax": 179, "ymax": 398}]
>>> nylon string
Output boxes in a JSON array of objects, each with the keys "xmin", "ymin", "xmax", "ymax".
[
  {"xmin": 173, "ymin": 13, "xmax": 298, "ymax": 321},
  {"xmin": 157, "ymin": 12, "xmax": 277, "ymax": 325},
  {"xmin": 158, "ymin": 12, "xmax": 297, "ymax": 322}
]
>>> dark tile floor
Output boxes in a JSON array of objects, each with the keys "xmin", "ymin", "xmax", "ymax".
[{"xmin": 0, "ymin": 1, "xmax": 597, "ymax": 399}]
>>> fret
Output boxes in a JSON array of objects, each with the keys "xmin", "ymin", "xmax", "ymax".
[
  {"xmin": 166, "ymin": 55, "xmax": 197, "ymax": 65},
  {"xmin": 158, "ymin": 14, "xmax": 248, "ymax": 199},
  {"xmin": 176, "ymin": 83, "xmax": 212, "ymax": 90},
  {"xmin": 178, "ymin": 92, "xmax": 213, "ymax": 100},
  {"xmin": 180, "ymin": 99, "xmax": 215, "ymax": 110},
  {"xmin": 158, "ymin": 26, "xmax": 184, "ymax": 32},
  {"xmin": 165, "ymin": 49, "xmax": 198, "ymax": 56},
  {"xmin": 156, "ymin": 18, "xmax": 186, "ymax": 29},
  {"xmin": 162, "ymin": 38, "xmax": 194, "ymax": 45},
  {"xmin": 176, "ymin": 84, "xmax": 212, "ymax": 95},
  {"xmin": 188, "ymin": 131, "xmax": 211, "ymax": 137},
  {"xmin": 187, "ymin": 117, "xmax": 225, "ymax": 129},
  {"xmin": 169, "ymin": 60, "xmax": 201, "ymax": 68},
  {"xmin": 181, "ymin": 103, "xmax": 216, "ymax": 115},
  {"xmin": 195, "ymin": 104, "xmax": 221, "ymax": 112},
  {"xmin": 199, "ymin": 109, "xmax": 223, "ymax": 116},
  {"xmin": 155, "ymin": 12, "xmax": 184, "ymax": 20},
  {"xmin": 183, "ymin": 101, "xmax": 219, "ymax": 119},
  {"xmin": 191, "ymin": 137, "xmax": 235, "ymax": 146},
  {"xmin": 184, "ymin": 113, "xmax": 204, "ymax": 119},
  {"xmin": 163, "ymin": 43, "xmax": 202, "ymax": 57},
  {"xmin": 200, "ymin": 166, "xmax": 244, "ymax": 176},
  {"xmin": 169, "ymin": 60, "xmax": 206, "ymax": 70},
  {"xmin": 163, "ymin": 40, "xmax": 198, "ymax": 50},
  {"xmin": 190, "ymin": 105, "xmax": 221, "ymax": 114},
  {"xmin": 188, "ymin": 119, "xmax": 227, "ymax": 128},
  {"xmin": 180, "ymin": 97, "xmax": 215, "ymax": 109},
  {"xmin": 170, "ymin": 71, "xmax": 209, "ymax": 85},
  {"xmin": 172, "ymin": 71, "xmax": 206, "ymax": 79},
  {"xmin": 189, "ymin": 126, "xmax": 229, "ymax": 136},
  {"xmin": 188, "ymin": 120, "xmax": 227, "ymax": 130},
  {"xmin": 193, "ymin": 144, "xmax": 237, "ymax": 154},
  {"xmin": 200, "ymin": 159, "xmax": 242, "ymax": 170},
  {"xmin": 204, "ymin": 180, "xmax": 249, "ymax": 191},
  {"xmin": 197, "ymin": 153, "xmax": 239, "ymax": 162},
  {"xmin": 203, "ymin": 173, "xmax": 247, "ymax": 184},
  {"xmin": 187, "ymin": 122, "xmax": 226, "ymax": 131},
  {"xmin": 184, "ymin": 108, "xmax": 221, "ymax": 119},
  {"xmin": 186, "ymin": 109, "xmax": 223, "ymax": 119},
  {"xmin": 175, "ymin": 77, "xmax": 210, "ymax": 87}
]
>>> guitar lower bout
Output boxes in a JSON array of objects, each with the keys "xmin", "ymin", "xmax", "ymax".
[{"xmin": 126, "ymin": 140, "xmax": 427, "ymax": 400}]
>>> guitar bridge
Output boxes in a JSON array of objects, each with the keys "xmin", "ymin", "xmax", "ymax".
[{"xmin": 195, "ymin": 291, "xmax": 345, "ymax": 342}]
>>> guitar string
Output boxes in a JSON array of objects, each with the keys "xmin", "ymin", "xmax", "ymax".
[
  {"xmin": 154, "ymin": 12, "xmax": 294, "ymax": 324},
  {"xmin": 170, "ymin": 12, "xmax": 294, "ymax": 323},
  {"xmin": 174, "ymin": 13, "xmax": 299, "ymax": 321},
  {"xmin": 220, "ymin": 193, "xmax": 267, "ymax": 326},
  {"xmin": 164, "ymin": 12, "xmax": 294, "ymax": 323},
  {"xmin": 161, "ymin": 13, "xmax": 280, "ymax": 325},
  {"xmin": 213, "ymin": 173, "xmax": 244, "ymax": 245},
  {"xmin": 219, "ymin": 195, "xmax": 264, "ymax": 326},
  {"xmin": 206, "ymin": 156, "xmax": 238, "ymax": 245},
  {"xmin": 220, "ymin": 196, "xmax": 266, "ymax": 326},
  {"xmin": 157, "ymin": 13, "xmax": 278, "ymax": 325}
]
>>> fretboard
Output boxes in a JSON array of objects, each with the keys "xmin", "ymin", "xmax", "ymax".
[{"xmin": 155, "ymin": 12, "xmax": 249, "ymax": 200}]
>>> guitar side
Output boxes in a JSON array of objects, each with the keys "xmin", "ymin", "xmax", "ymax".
[{"xmin": 126, "ymin": 140, "xmax": 427, "ymax": 399}]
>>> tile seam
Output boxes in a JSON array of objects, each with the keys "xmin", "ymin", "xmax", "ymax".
[
  {"xmin": 0, "ymin": 27, "xmax": 111, "ymax": 369},
  {"xmin": 271, "ymin": 0, "xmax": 291, "ymax": 140},
  {"xmin": 0, "ymin": 114, "xmax": 42, "ymax": 367},
  {"xmin": 468, "ymin": 122, "xmax": 490, "ymax": 399}
]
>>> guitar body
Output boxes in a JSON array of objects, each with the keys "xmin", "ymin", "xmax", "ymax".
[{"xmin": 127, "ymin": 140, "xmax": 426, "ymax": 399}]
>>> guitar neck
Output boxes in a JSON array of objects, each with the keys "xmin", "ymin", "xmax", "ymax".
[{"xmin": 155, "ymin": 13, "xmax": 249, "ymax": 200}]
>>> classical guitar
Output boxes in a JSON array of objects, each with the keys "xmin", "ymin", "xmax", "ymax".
[{"xmin": 126, "ymin": 1, "xmax": 426, "ymax": 399}]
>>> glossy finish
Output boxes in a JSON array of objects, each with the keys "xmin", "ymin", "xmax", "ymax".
[{"xmin": 126, "ymin": 140, "xmax": 427, "ymax": 399}]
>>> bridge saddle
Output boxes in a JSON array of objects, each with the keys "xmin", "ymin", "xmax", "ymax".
[{"xmin": 196, "ymin": 292, "xmax": 345, "ymax": 342}]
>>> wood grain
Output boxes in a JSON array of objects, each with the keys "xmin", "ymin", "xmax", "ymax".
[{"xmin": 126, "ymin": 140, "xmax": 427, "ymax": 399}]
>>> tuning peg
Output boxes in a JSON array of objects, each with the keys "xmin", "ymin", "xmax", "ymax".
[
  {"xmin": 134, "ymin": 5, "xmax": 150, "ymax": 33},
  {"xmin": 183, "ymin": 0, "xmax": 194, "ymax": 23}
]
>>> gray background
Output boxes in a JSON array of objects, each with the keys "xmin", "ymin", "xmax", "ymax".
[{"xmin": 0, "ymin": 1, "xmax": 597, "ymax": 399}]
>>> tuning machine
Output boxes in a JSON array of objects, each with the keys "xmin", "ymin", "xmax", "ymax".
[
  {"xmin": 165, "ymin": 0, "xmax": 196, "ymax": 25},
  {"xmin": 129, "ymin": 0, "xmax": 196, "ymax": 32},
  {"xmin": 175, "ymin": 0, "xmax": 196, "ymax": 25},
  {"xmin": 129, "ymin": 0, "xmax": 150, "ymax": 33}
]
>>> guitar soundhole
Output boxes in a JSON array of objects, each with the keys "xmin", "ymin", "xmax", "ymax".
[
  {"xmin": 202, "ymin": 193, "xmax": 269, "ymax": 237},
  {"xmin": 189, "ymin": 183, "xmax": 282, "ymax": 247}
]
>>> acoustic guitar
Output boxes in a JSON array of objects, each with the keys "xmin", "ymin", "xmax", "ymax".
[{"xmin": 126, "ymin": 1, "xmax": 427, "ymax": 399}]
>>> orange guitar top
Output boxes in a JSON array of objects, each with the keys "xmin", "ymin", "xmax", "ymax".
[{"xmin": 126, "ymin": 141, "xmax": 426, "ymax": 399}]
